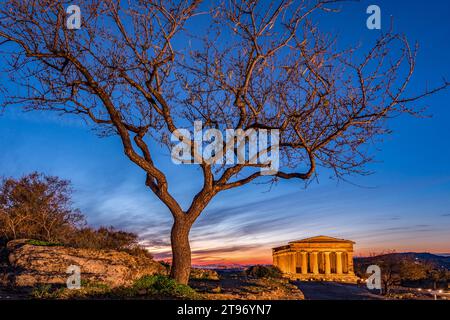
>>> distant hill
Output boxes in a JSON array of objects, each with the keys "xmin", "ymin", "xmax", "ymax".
[
  {"xmin": 194, "ymin": 254, "xmax": 450, "ymax": 272},
  {"xmin": 355, "ymin": 252, "xmax": 450, "ymax": 270},
  {"xmin": 192, "ymin": 264, "xmax": 249, "ymax": 271},
  {"xmin": 192, "ymin": 264, "xmax": 275, "ymax": 271}
]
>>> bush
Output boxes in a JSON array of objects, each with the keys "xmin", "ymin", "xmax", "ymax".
[
  {"xmin": 133, "ymin": 275, "xmax": 197, "ymax": 298},
  {"xmin": 63, "ymin": 226, "xmax": 152, "ymax": 259},
  {"xmin": 159, "ymin": 260, "xmax": 171, "ymax": 271},
  {"xmin": 0, "ymin": 173, "xmax": 84, "ymax": 242},
  {"xmin": 122, "ymin": 246, "xmax": 154, "ymax": 260},
  {"xmin": 245, "ymin": 265, "xmax": 282, "ymax": 279}
]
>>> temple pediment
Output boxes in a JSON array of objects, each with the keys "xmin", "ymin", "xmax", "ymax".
[{"xmin": 289, "ymin": 235, "xmax": 355, "ymax": 244}]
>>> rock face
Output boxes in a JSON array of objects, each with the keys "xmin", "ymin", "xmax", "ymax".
[{"xmin": 3, "ymin": 240, "xmax": 167, "ymax": 288}]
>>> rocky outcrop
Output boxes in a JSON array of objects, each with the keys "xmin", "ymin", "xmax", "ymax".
[
  {"xmin": 2, "ymin": 240, "xmax": 167, "ymax": 288},
  {"xmin": 190, "ymin": 268, "xmax": 220, "ymax": 280}
]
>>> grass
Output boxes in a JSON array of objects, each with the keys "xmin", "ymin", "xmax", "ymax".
[
  {"xmin": 27, "ymin": 239, "xmax": 63, "ymax": 247},
  {"xmin": 30, "ymin": 275, "xmax": 199, "ymax": 300},
  {"xmin": 31, "ymin": 284, "xmax": 65, "ymax": 299}
]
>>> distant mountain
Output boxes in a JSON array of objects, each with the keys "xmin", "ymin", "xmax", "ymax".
[
  {"xmin": 192, "ymin": 264, "xmax": 249, "ymax": 270},
  {"xmin": 192, "ymin": 263, "xmax": 275, "ymax": 271},
  {"xmin": 355, "ymin": 252, "xmax": 450, "ymax": 270},
  {"xmin": 435, "ymin": 253, "xmax": 450, "ymax": 257}
]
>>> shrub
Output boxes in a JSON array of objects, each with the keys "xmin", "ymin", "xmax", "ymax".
[
  {"xmin": 122, "ymin": 246, "xmax": 153, "ymax": 260},
  {"xmin": 245, "ymin": 265, "xmax": 282, "ymax": 279},
  {"xmin": 0, "ymin": 173, "xmax": 84, "ymax": 242},
  {"xmin": 67, "ymin": 227, "xmax": 138, "ymax": 250},
  {"xmin": 159, "ymin": 260, "xmax": 171, "ymax": 272},
  {"xmin": 63, "ymin": 226, "xmax": 152, "ymax": 259},
  {"xmin": 133, "ymin": 275, "xmax": 197, "ymax": 298}
]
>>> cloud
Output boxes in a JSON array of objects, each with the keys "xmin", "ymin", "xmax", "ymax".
[
  {"xmin": 192, "ymin": 244, "xmax": 262, "ymax": 256},
  {"xmin": 140, "ymin": 238, "xmax": 171, "ymax": 248}
]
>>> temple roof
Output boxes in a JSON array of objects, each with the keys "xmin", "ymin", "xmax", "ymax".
[{"xmin": 288, "ymin": 235, "xmax": 355, "ymax": 244}]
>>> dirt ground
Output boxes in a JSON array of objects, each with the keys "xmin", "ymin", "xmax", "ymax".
[
  {"xmin": 189, "ymin": 271, "xmax": 304, "ymax": 300},
  {"xmin": 294, "ymin": 281, "xmax": 384, "ymax": 300}
]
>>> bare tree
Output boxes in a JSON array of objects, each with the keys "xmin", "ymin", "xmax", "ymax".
[{"xmin": 0, "ymin": 0, "xmax": 447, "ymax": 284}]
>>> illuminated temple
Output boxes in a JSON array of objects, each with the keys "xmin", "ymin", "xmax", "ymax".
[{"xmin": 272, "ymin": 236, "xmax": 359, "ymax": 283}]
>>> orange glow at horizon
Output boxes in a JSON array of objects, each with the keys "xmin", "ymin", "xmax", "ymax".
[{"xmin": 152, "ymin": 241, "xmax": 450, "ymax": 266}]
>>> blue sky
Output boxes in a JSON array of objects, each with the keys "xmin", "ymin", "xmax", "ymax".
[{"xmin": 0, "ymin": 0, "xmax": 449, "ymax": 264}]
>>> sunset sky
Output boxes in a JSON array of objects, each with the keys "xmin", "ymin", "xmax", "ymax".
[{"xmin": 1, "ymin": 0, "xmax": 449, "ymax": 265}]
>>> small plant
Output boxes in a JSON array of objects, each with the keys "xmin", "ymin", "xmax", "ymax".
[
  {"xmin": 80, "ymin": 279, "xmax": 110, "ymax": 290},
  {"xmin": 31, "ymin": 284, "xmax": 63, "ymax": 299},
  {"xmin": 159, "ymin": 260, "xmax": 171, "ymax": 271},
  {"xmin": 133, "ymin": 275, "xmax": 197, "ymax": 298}
]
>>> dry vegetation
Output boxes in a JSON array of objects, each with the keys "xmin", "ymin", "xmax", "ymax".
[{"xmin": 0, "ymin": 172, "xmax": 150, "ymax": 258}]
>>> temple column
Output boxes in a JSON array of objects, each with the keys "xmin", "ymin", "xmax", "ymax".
[
  {"xmin": 347, "ymin": 251, "xmax": 354, "ymax": 273},
  {"xmin": 290, "ymin": 252, "xmax": 297, "ymax": 273},
  {"xmin": 284, "ymin": 254, "xmax": 290, "ymax": 273},
  {"xmin": 324, "ymin": 251, "xmax": 331, "ymax": 275},
  {"xmin": 301, "ymin": 252, "xmax": 308, "ymax": 274},
  {"xmin": 336, "ymin": 252, "xmax": 343, "ymax": 274},
  {"xmin": 312, "ymin": 252, "xmax": 319, "ymax": 274}
]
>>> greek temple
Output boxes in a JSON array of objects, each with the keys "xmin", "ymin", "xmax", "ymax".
[{"xmin": 272, "ymin": 236, "xmax": 359, "ymax": 283}]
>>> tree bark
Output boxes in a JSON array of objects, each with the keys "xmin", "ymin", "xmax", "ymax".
[{"xmin": 170, "ymin": 218, "xmax": 192, "ymax": 285}]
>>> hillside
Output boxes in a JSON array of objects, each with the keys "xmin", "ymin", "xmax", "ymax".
[{"xmin": 0, "ymin": 240, "xmax": 303, "ymax": 300}]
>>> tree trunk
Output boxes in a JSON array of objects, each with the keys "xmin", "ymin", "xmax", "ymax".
[{"xmin": 170, "ymin": 219, "xmax": 191, "ymax": 285}]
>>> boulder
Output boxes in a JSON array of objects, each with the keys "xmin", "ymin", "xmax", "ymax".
[{"xmin": 3, "ymin": 239, "xmax": 167, "ymax": 288}]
